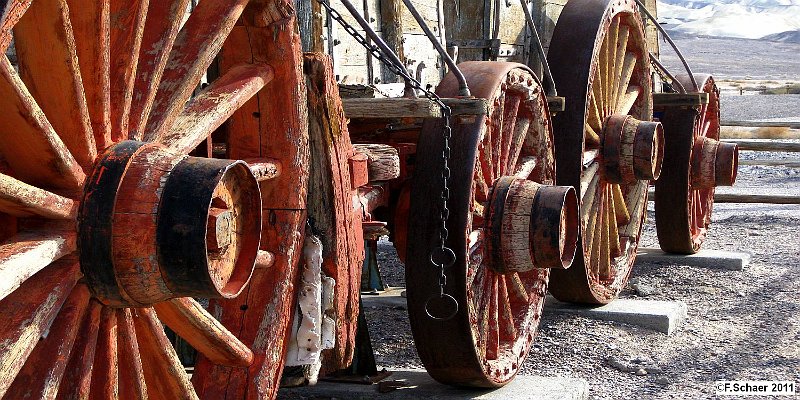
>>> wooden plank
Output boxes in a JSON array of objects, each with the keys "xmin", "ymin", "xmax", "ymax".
[
  {"xmin": 6, "ymin": 284, "xmax": 89, "ymax": 400},
  {"xmin": 160, "ymin": 63, "xmax": 274, "ymax": 155},
  {"xmin": 739, "ymin": 159, "xmax": 800, "ymax": 168},
  {"xmin": 0, "ymin": 0, "xmax": 33, "ymax": 53},
  {"xmin": 0, "ymin": 230, "xmax": 77, "ymax": 302},
  {"xmin": 109, "ymin": 0, "xmax": 149, "ymax": 141},
  {"xmin": 380, "ymin": 0, "xmax": 405, "ymax": 84},
  {"xmin": 134, "ymin": 307, "xmax": 199, "ymax": 400},
  {"xmin": 67, "ymin": 0, "xmax": 111, "ymax": 151},
  {"xmin": 89, "ymin": 307, "xmax": 119, "ymax": 399},
  {"xmin": 117, "ymin": 309, "xmax": 148, "ymax": 400},
  {"xmin": 352, "ymin": 144, "xmax": 400, "ymax": 181},
  {"xmin": 653, "ymin": 92, "xmax": 709, "ymax": 108},
  {"xmin": 714, "ymin": 193, "xmax": 800, "ymax": 204},
  {"xmin": 721, "ymin": 139, "xmax": 800, "ymax": 152},
  {"xmin": 129, "ymin": 0, "xmax": 190, "ymax": 140},
  {"xmin": 55, "ymin": 300, "xmax": 102, "ymax": 400},
  {"xmin": 246, "ymin": 159, "xmax": 281, "ymax": 182},
  {"xmin": 721, "ymin": 120, "xmax": 800, "ymax": 129},
  {"xmin": 14, "ymin": 0, "xmax": 96, "ymax": 171},
  {"xmin": 342, "ymin": 97, "xmax": 489, "ymax": 118},
  {"xmin": 0, "ymin": 259, "xmax": 79, "ymax": 396},
  {"xmin": 0, "ymin": 56, "xmax": 85, "ymax": 193},
  {"xmin": 154, "ymin": 297, "xmax": 254, "ymax": 367},
  {"xmin": 144, "ymin": 0, "xmax": 250, "ymax": 140},
  {"xmin": 0, "ymin": 173, "xmax": 76, "ymax": 219},
  {"xmin": 304, "ymin": 54, "xmax": 364, "ymax": 374}
]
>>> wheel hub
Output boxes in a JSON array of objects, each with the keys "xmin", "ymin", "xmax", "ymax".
[
  {"xmin": 79, "ymin": 140, "xmax": 262, "ymax": 307},
  {"xmin": 691, "ymin": 137, "xmax": 738, "ymax": 188},
  {"xmin": 484, "ymin": 176, "xmax": 579, "ymax": 273},
  {"xmin": 602, "ymin": 115, "xmax": 665, "ymax": 183}
]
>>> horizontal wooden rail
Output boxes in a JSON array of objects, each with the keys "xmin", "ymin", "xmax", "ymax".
[
  {"xmin": 648, "ymin": 190, "xmax": 800, "ymax": 204},
  {"xmin": 721, "ymin": 120, "xmax": 800, "ymax": 129},
  {"xmin": 739, "ymin": 159, "xmax": 800, "ymax": 168},
  {"xmin": 721, "ymin": 139, "xmax": 800, "ymax": 152},
  {"xmin": 342, "ymin": 97, "xmax": 489, "ymax": 118}
]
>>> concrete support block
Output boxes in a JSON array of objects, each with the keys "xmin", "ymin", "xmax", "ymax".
[
  {"xmin": 545, "ymin": 297, "xmax": 688, "ymax": 335},
  {"xmin": 636, "ymin": 248, "xmax": 751, "ymax": 271}
]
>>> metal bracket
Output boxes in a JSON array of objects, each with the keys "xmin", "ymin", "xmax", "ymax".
[{"xmin": 447, "ymin": 39, "xmax": 501, "ymax": 59}]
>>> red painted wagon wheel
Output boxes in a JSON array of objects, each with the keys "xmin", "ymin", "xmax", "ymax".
[
  {"xmin": 655, "ymin": 74, "xmax": 738, "ymax": 254},
  {"xmin": 0, "ymin": 1, "xmax": 302, "ymax": 398},
  {"xmin": 406, "ymin": 62, "xmax": 579, "ymax": 387},
  {"xmin": 546, "ymin": 0, "xmax": 665, "ymax": 304}
]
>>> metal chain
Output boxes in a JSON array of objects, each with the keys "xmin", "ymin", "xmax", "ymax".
[
  {"xmin": 649, "ymin": 56, "xmax": 676, "ymax": 93},
  {"xmin": 316, "ymin": 0, "xmax": 457, "ymax": 315}
]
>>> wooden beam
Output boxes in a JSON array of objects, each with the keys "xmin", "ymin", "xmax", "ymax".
[
  {"xmin": 714, "ymin": 193, "xmax": 800, "ymax": 204},
  {"xmin": 342, "ymin": 97, "xmax": 489, "ymax": 118},
  {"xmin": 721, "ymin": 139, "xmax": 800, "ymax": 152},
  {"xmin": 739, "ymin": 159, "xmax": 800, "ymax": 168},
  {"xmin": 721, "ymin": 120, "xmax": 800, "ymax": 129},
  {"xmin": 653, "ymin": 92, "xmax": 709, "ymax": 108}
]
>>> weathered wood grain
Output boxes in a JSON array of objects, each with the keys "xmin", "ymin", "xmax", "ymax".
[
  {"xmin": 720, "ymin": 139, "xmax": 800, "ymax": 152},
  {"xmin": 134, "ymin": 307, "xmax": 199, "ymax": 400},
  {"xmin": 0, "ymin": 259, "xmax": 79, "ymax": 397},
  {"xmin": 128, "ymin": 0, "xmax": 190, "ymax": 140},
  {"xmin": 0, "ymin": 0, "xmax": 32, "ymax": 52},
  {"xmin": 352, "ymin": 144, "xmax": 400, "ymax": 181},
  {"xmin": 0, "ymin": 56, "xmax": 85, "ymax": 192},
  {"xmin": 0, "ymin": 230, "xmax": 76, "ymax": 302},
  {"xmin": 109, "ymin": 0, "xmax": 149, "ymax": 142},
  {"xmin": 89, "ymin": 306, "xmax": 119, "ymax": 399},
  {"xmin": 67, "ymin": 0, "xmax": 111, "ymax": 151},
  {"xmin": 305, "ymin": 53, "xmax": 364, "ymax": 373},
  {"xmin": 161, "ymin": 63, "xmax": 274, "ymax": 155},
  {"xmin": 0, "ymin": 173, "xmax": 76, "ymax": 219},
  {"xmin": 144, "ymin": 0, "xmax": 250, "ymax": 141},
  {"xmin": 117, "ymin": 309, "xmax": 148, "ymax": 400},
  {"xmin": 55, "ymin": 300, "xmax": 102, "ymax": 400},
  {"xmin": 14, "ymin": 0, "xmax": 96, "ymax": 171},
  {"xmin": 154, "ymin": 297, "xmax": 254, "ymax": 368},
  {"xmin": 5, "ymin": 284, "xmax": 89, "ymax": 400}
]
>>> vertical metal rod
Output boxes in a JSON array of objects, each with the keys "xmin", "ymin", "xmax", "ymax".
[
  {"xmin": 633, "ymin": 0, "xmax": 699, "ymax": 92},
  {"xmin": 520, "ymin": 0, "xmax": 557, "ymax": 97},
  {"xmin": 400, "ymin": 0, "xmax": 471, "ymax": 97},
  {"xmin": 338, "ymin": 0, "xmax": 416, "ymax": 97}
]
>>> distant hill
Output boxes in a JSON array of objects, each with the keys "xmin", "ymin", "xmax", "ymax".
[
  {"xmin": 657, "ymin": 0, "xmax": 800, "ymax": 40},
  {"xmin": 762, "ymin": 30, "xmax": 800, "ymax": 43}
]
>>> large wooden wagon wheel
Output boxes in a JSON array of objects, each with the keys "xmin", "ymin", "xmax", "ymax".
[
  {"xmin": 655, "ymin": 74, "xmax": 738, "ymax": 254},
  {"xmin": 0, "ymin": 1, "xmax": 307, "ymax": 398},
  {"xmin": 546, "ymin": 0, "xmax": 664, "ymax": 304},
  {"xmin": 406, "ymin": 62, "xmax": 579, "ymax": 387}
]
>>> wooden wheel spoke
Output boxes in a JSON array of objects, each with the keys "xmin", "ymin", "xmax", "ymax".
[
  {"xmin": 615, "ymin": 52, "xmax": 637, "ymax": 113},
  {"xmin": 475, "ymin": 270, "xmax": 492, "ymax": 359},
  {"xmin": 109, "ymin": 0, "xmax": 149, "ymax": 142},
  {"xmin": 5, "ymin": 284, "xmax": 89, "ymax": 399},
  {"xmin": 621, "ymin": 181, "xmax": 646, "ymax": 238},
  {"xmin": 118, "ymin": 309, "xmax": 148, "ymax": 399},
  {"xmin": 498, "ymin": 277, "xmax": 516, "ymax": 341},
  {"xmin": 606, "ymin": 186, "xmax": 621, "ymax": 259},
  {"xmin": 160, "ymin": 63, "xmax": 274, "ymax": 155},
  {"xmin": 491, "ymin": 95, "xmax": 506, "ymax": 178},
  {"xmin": 612, "ymin": 25, "xmax": 630, "ymax": 106},
  {"xmin": 129, "ymin": 0, "xmax": 191, "ymax": 140},
  {"xmin": 588, "ymin": 91, "xmax": 603, "ymax": 131},
  {"xmin": 591, "ymin": 74, "xmax": 605, "ymax": 122},
  {"xmin": 14, "ymin": 0, "xmax": 96, "ymax": 171},
  {"xmin": 580, "ymin": 162, "xmax": 600, "ymax": 204},
  {"xmin": 0, "ymin": 57, "xmax": 85, "ymax": 191},
  {"xmin": 154, "ymin": 297, "xmax": 254, "ymax": 367},
  {"xmin": 499, "ymin": 94, "xmax": 521, "ymax": 175},
  {"xmin": 598, "ymin": 187, "xmax": 612, "ymax": 278},
  {"xmin": 144, "ymin": 0, "xmax": 250, "ymax": 140},
  {"xmin": 0, "ymin": 173, "xmax": 76, "ymax": 219},
  {"xmin": 506, "ymin": 115, "xmax": 531, "ymax": 172},
  {"xmin": 513, "ymin": 156, "xmax": 538, "ymax": 179},
  {"xmin": 585, "ymin": 123, "xmax": 601, "ymax": 147},
  {"xmin": 133, "ymin": 307, "xmax": 199, "ymax": 400},
  {"xmin": 0, "ymin": 0, "xmax": 33, "ymax": 52},
  {"xmin": 56, "ymin": 300, "xmax": 102, "ymax": 400},
  {"xmin": 611, "ymin": 184, "xmax": 630, "ymax": 225},
  {"xmin": 90, "ymin": 307, "xmax": 119, "ymax": 399},
  {"xmin": 0, "ymin": 259, "xmax": 79, "ymax": 396},
  {"xmin": 0, "ymin": 230, "xmax": 77, "ymax": 301},
  {"xmin": 606, "ymin": 18, "xmax": 620, "ymax": 106},
  {"xmin": 584, "ymin": 192, "xmax": 601, "ymax": 262},
  {"xmin": 616, "ymin": 85, "xmax": 641, "ymax": 116},
  {"xmin": 486, "ymin": 276, "xmax": 500, "ymax": 360},
  {"xmin": 599, "ymin": 25, "xmax": 611, "ymax": 113},
  {"xmin": 68, "ymin": 0, "xmax": 112, "ymax": 151},
  {"xmin": 507, "ymin": 272, "xmax": 529, "ymax": 303}
]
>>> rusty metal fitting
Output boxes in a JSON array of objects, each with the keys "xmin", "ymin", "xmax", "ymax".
[
  {"xmin": 485, "ymin": 177, "xmax": 578, "ymax": 274},
  {"xmin": 691, "ymin": 138, "xmax": 739, "ymax": 188},
  {"xmin": 602, "ymin": 115, "xmax": 665, "ymax": 183},
  {"xmin": 79, "ymin": 141, "xmax": 261, "ymax": 307}
]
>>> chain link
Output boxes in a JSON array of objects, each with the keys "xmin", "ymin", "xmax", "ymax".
[
  {"xmin": 650, "ymin": 56, "xmax": 677, "ymax": 93},
  {"xmin": 316, "ymin": 0, "xmax": 456, "ymax": 310}
]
